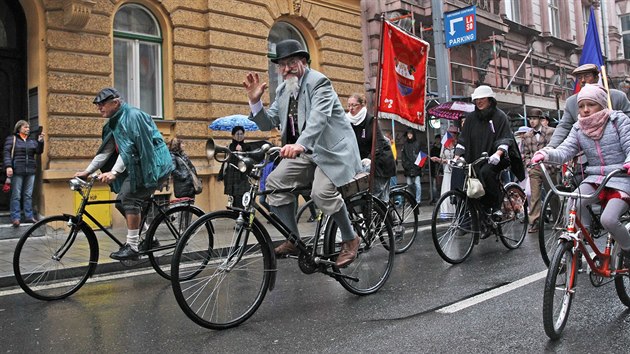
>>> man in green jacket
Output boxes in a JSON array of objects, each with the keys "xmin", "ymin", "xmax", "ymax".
[{"xmin": 75, "ymin": 87, "xmax": 174, "ymax": 260}]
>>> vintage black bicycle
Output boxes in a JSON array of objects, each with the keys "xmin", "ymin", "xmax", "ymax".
[
  {"xmin": 13, "ymin": 174, "xmax": 206, "ymax": 301},
  {"xmin": 170, "ymin": 139, "xmax": 395, "ymax": 330},
  {"xmin": 431, "ymin": 154, "xmax": 529, "ymax": 264}
]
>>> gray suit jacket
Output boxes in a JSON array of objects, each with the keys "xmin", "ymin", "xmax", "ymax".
[
  {"xmin": 549, "ymin": 88, "xmax": 630, "ymax": 148},
  {"xmin": 250, "ymin": 68, "xmax": 361, "ymax": 187}
]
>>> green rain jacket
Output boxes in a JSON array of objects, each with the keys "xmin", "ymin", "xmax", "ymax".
[{"xmin": 96, "ymin": 103, "xmax": 174, "ymax": 193}]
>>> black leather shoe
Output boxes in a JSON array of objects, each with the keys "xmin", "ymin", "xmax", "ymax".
[
  {"xmin": 110, "ymin": 244, "xmax": 139, "ymax": 260},
  {"xmin": 138, "ymin": 238, "xmax": 160, "ymax": 252},
  {"xmin": 491, "ymin": 209, "xmax": 503, "ymax": 222}
]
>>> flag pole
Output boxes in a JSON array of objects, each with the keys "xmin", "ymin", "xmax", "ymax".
[
  {"xmin": 369, "ymin": 15, "xmax": 387, "ymax": 194},
  {"xmin": 600, "ymin": 65, "xmax": 613, "ymax": 110}
]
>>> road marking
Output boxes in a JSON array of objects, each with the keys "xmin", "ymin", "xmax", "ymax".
[
  {"xmin": 0, "ymin": 268, "xmax": 156, "ymax": 298},
  {"xmin": 436, "ymin": 270, "xmax": 547, "ymax": 314}
]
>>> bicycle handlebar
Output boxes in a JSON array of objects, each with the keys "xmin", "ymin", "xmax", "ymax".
[
  {"xmin": 535, "ymin": 162, "xmax": 624, "ymax": 199},
  {"xmin": 449, "ymin": 152, "xmax": 489, "ymax": 170}
]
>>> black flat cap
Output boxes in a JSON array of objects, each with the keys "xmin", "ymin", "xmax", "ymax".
[{"xmin": 93, "ymin": 87, "xmax": 121, "ymax": 104}]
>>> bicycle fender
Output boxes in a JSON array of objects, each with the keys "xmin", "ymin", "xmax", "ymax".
[
  {"xmin": 250, "ymin": 216, "xmax": 278, "ymax": 291},
  {"xmin": 61, "ymin": 213, "xmax": 99, "ymax": 277}
]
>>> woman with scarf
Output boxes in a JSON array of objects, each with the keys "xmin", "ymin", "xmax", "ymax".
[
  {"xmin": 218, "ymin": 125, "xmax": 252, "ymax": 208},
  {"xmin": 346, "ymin": 93, "xmax": 396, "ymax": 201},
  {"xmin": 3, "ymin": 120, "xmax": 44, "ymax": 227},
  {"xmin": 533, "ymin": 84, "xmax": 630, "ymax": 261},
  {"xmin": 454, "ymin": 85, "xmax": 522, "ymax": 218}
]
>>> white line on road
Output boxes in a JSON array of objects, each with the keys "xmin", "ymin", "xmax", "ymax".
[
  {"xmin": 436, "ymin": 270, "xmax": 547, "ymax": 314},
  {"xmin": 0, "ymin": 268, "xmax": 156, "ymax": 298}
]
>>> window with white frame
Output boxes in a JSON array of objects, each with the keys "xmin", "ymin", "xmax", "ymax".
[
  {"xmin": 267, "ymin": 22, "xmax": 308, "ymax": 104},
  {"xmin": 622, "ymin": 15, "xmax": 630, "ymax": 59},
  {"xmin": 548, "ymin": 0, "xmax": 560, "ymax": 37},
  {"xmin": 113, "ymin": 4, "xmax": 163, "ymax": 118},
  {"xmin": 505, "ymin": 0, "xmax": 520, "ymax": 23}
]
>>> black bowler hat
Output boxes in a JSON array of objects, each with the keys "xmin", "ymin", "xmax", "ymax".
[
  {"xmin": 270, "ymin": 39, "xmax": 309, "ymax": 64},
  {"xmin": 93, "ymin": 87, "xmax": 121, "ymax": 104}
]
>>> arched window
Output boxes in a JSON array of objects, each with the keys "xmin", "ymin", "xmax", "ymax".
[
  {"xmin": 267, "ymin": 22, "xmax": 307, "ymax": 103},
  {"xmin": 114, "ymin": 4, "xmax": 162, "ymax": 118}
]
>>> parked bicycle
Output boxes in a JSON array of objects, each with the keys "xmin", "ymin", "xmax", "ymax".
[
  {"xmin": 431, "ymin": 154, "xmax": 528, "ymax": 264},
  {"xmin": 296, "ymin": 183, "xmax": 418, "ymax": 254},
  {"xmin": 538, "ymin": 163, "xmax": 630, "ymax": 339},
  {"xmin": 13, "ymin": 174, "xmax": 206, "ymax": 301},
  {"xmin": 170, "ymin": 139, "xmax": 395, "ymax": 330}
]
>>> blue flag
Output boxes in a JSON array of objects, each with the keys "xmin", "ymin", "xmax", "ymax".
[{"xmin": 574, "ymin": 6, "xmax": 604, "ymax": 93}]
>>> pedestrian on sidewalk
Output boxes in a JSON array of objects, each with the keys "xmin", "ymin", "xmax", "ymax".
[{"xmin": 3, "ymin": 120, "xmax": 44, "ymax": 227}]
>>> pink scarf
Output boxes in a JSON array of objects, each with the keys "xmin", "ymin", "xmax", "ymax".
[{"xmin": 578, "ymin": 108, "xmax": 609, "ymax": 140}]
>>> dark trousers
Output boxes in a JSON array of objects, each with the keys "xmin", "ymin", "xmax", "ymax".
[{"xmin": 478, "ymin": 159, "xmax": 510, "ymax": 210}]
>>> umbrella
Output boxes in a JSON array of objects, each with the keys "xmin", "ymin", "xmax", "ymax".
[
  {"xmin": 209, "ymin": 114, "xmax": 259, "ymax": 131},
  {"xmin": 427, "ymin": 101, "xmax": 475, "ymax": 120}
]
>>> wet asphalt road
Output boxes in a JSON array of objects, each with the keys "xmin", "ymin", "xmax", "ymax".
[{"xmin": 2, "ymin": 227, "xmax": 630, "ymax": 353}]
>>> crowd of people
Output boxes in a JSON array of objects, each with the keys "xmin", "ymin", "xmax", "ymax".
[{"xmin": 4, "ymin": 38, "xmax": 630, "ymax": 267}]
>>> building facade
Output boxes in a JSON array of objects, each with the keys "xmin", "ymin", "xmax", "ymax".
[
  {"xmin": 0, "ymin": 0, "xmax": 364, "ymax": 227},
  {"xmin": 361, "ymin": 0, "xmax": 630, "ymax": 128}
]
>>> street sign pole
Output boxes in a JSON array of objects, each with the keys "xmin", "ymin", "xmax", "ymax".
[{"xmin": 431, "ymin": 0, "xmax": 451, "ymax": 104}]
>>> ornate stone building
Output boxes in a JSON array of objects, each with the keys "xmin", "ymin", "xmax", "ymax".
[
  {"xmin": 0, "ymin": 0, "xmax": 364, "ymax": 227},
  {"xmin": 361, "ymin": 0, "xmax": 630, "ymax": 127}
]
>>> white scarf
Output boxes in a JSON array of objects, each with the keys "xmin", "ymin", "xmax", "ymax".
[{"xmin": 346, "ymin": 107, "xmax": 367, "ymax": 126}]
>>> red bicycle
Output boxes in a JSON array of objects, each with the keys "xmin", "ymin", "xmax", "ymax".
[{"xmin": 539, "ymin": 163, "xmax": 630, "ymax": 339}]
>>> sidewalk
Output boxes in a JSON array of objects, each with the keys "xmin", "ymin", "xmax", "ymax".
[{"xmin": 0, "ymin": 203, "xmax": 437, "ymax": 289}]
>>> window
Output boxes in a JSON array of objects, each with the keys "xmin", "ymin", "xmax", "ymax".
[
  {"xmin": 548, "ymin": 0, "xmax": 560, "ymax": 37},
  {"xmin": 114, "ymin": 4, "xmax": 162, "ymax": 118},
  {"xmin": 622, "ymin": 15, "xmax": 630, "ymax": 59},
  {"xmin": 505, "ymin": 0, "xmax": 520, "ymax": 23},
  {"xmin": 267, "ymin": 22, "xmax": 308, "ymax": 103}
]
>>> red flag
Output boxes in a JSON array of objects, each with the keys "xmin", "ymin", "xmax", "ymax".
[
  {"xmin": 415, "ymin": 150, "xmax": 428, "ymax": 168},
  {"xmin": 378, "ymin": 21, "xmax": 430, "ymax": 131}
]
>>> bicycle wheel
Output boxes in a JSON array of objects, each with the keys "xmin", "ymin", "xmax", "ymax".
[
  {"xmin": 499, "ymin": 185, "xmax": 528, "ymax": 249},
  {"xmin": 389, "ymin": 189, "xmax": 418, "ymax": 254},
  {"xmin": 539, "ymin": 190, "xmax": 567, "ymax": 266},
  {"xmin": 325, "ymin": 194, "xmax": 395, "ymax": 295},
  {"xmin": 171, "ymin": 210, "xmax": 273, "ymax": 329},
  {"xmin": 542, "ymin": 240, "xmax": 576, "ymax": 339},
  {"xmin": 13, "ymin": 215, "xmax": 99, "ymax": 301},
  {"xmin": 431, "ymin": 191, "xmax": 476, "ymax": 264},
  {"xmin": 145, "ymin": 204, "xmax": 206, "ymax": 280}
]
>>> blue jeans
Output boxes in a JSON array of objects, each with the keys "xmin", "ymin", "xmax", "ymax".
[
  {"xmin": 406, "ymin": 175, "xmax": 421, "ymax": 203},
  {"xmin": 10, "ymin": 174, "xmax": 35, "ymax": 221}
]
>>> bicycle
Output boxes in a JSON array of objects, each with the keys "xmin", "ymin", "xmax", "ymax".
[
  {"xmin": 296, "ymin": 183, "xmax": 418, "ymax": 254},
  {"xmin": 538, "ymin": 163, "xmax": 630, "ymax": 339},
  {"xmin": 431, "ymin": 154, "xmax": 528, "ymax": 264},
  {"xmin": 13, "ymin": 174, "xmax": 207, "ymax": 301},
  {"xmin": 538, "ymin": 161, "xmax": 608, "ymax": 266},
  {"xmin": 170, "ymin": 139, "xmax": 395, "ymax": 330}
]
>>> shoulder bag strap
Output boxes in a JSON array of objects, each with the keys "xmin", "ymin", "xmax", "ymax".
[{"xmin": 11, "ymin": 136, "xmax": 16, "ymax": 160}]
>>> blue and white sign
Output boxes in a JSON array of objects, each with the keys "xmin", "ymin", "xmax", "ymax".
[{"xmin": 444, "ymin": 6, "xmax": 477, "ymax": 48}]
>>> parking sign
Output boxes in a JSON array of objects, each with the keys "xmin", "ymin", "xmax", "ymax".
[{"xmin": 444, "ymin": 6, "xmax": 477, "ymax": 48}]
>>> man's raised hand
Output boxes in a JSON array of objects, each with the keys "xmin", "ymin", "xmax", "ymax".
[{"xmin": 243, "ymin": 72, "xmax": 267, "ymax": 104}]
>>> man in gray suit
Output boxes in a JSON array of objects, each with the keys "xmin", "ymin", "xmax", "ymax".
[
  {"xmin": 243, "ymin": 39, "xmax": 362, "ymax": 267},
  {"xmin": 548, "ymin": 63, "xmax": 630, "ymax": 148}
]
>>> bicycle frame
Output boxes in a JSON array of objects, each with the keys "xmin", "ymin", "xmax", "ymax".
[{"xmin": 69, "ymin": 175, "xmax": 191, "ymax": 256}]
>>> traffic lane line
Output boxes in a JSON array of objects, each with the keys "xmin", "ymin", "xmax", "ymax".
[{"xmin": 436, "ymin": 270, "xmax": 547, "ymax": 314}]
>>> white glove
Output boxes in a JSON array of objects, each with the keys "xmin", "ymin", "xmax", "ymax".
[
  {"xmin": 488, "ymin": 152, "xmax": 501, "ymax": 165},
  {"xmin": 361, "ymin": 158, "xmax": 371, "ymax": 168}
]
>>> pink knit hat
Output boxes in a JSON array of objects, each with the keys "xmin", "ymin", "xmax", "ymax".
[{"xmin": 577, "ymin": 84, "xmax": 608, "ymax": 109}]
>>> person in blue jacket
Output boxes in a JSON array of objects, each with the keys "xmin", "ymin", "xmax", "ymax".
[{"xmin": 74, "ymin": 87, "xmax": 174, "ymax": 260}]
